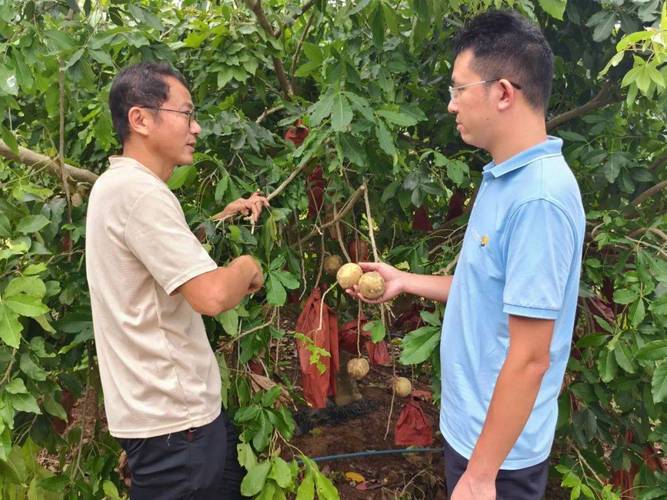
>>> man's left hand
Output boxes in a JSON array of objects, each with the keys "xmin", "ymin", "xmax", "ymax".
[
  {"xmin": 212, "ymin": 191, "xmax": 270, "ymax": 223},
  {"xmin": 450, "ymin": 471, "xmax": 495, "ymax": 500}
]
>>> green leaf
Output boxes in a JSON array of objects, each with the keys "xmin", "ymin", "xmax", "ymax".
[
  {"xmin": 296, "ymin": 472, "xmax": 315, "ymax": 500},
  {"xmin": 274, "ymin": 270, "xmax": 299, "ymax": 290},
  {"xmin": 8, "ymin": 393, "xmax": 41, "ymax": 414},
  {"xmin": 636, "ymin": 340, "xmax": 667, "ymax": 361},
  {"xmin": 314, "ymin": 469, "xmax": 339, "ymax": 500},
  {"xmin": 240, "ymin": 461, "xmax": 271, "ymax": 497},
  {"xmin": 0, "ymin": 213, "xmax": 10, "ymax": 237},
  {"xmin": 237, "ymin": 442, "xmax": 257, "ymax": 470},
  {"xmin": 43, "ymin": 394, "xmax": 68, "ymax": 422},
  {"xmin": 0, "ymin": 126, "xmax": 18, "ymax": 155},
  {"xmin": 343, "ymin": 92, "xmax": 375, "ymax": 122},
  {"xmin": 15, "ymin": 215, "xmax": 50, "ymax": 234},
  {"xmin": 0, "ymin": 303, "xmax": 22, "ymax": 348},
  {"xmin": 5, "ymin": 378, "xmax": 28, "ymax": 394},
  {"xmin": 614, "ymin": 343, "xmax": 635, "ymax": 374},
  {"xmin": 5, "ymin": 277, "xmax": 46, "ymax": 299},
  {"xmin": 309, "ymin": 93, "xmax": 335, "ymax": 126},
  {"xmin": 20, "ymin": 354, "xmax": 47, "ymax": 381},
  {"xmin": 167, "ymin": 165, "xmax": 197, "ymax": 190},
  {"xmin": 630, "ymin": 298, "xmax": 645, "ymax": 327},
  {"xmin": 5, "ymin": 295, "xmax": 49, "ymax": 318},
  {"xmin": 651, "ymin": 361, "xmax": 667, "ymax": 403},
  {"xmin": 102, "ymin": 480, "xmax": 121, "ymax": 500},
  {"xmin": 267, "ymin": 275, "xmax": 287, "ymax": 306},
  {"xmin": 331, "ymin": 94, "xmax": 353, "ymax": 132},
  {"xmin": 538, "ymin": 0, "xmax": 567, "ymax": 20},
  {"xmin": 375, "ymin": 109, "xmax": 418, "ymax": 127},
  {"xmin": 597, "ymin": 349, "xmax": 617, "ymax": 383},
  {"xmin": 612, "ymin": 288, "xmax": 638, "ymax": 305},
  {"xmin": 400, "ymin": 326, "xmax": 440, "ymax": 365},
  {"xmin": 370, "ymin": 2, "xmax": 385, "ymax": 48},
  {"xmin": 268, "ymin": 457, "xmax": 292, "ymax": 488},
  {"xmin": 252, "ymin": 412, "xmax": 272, "ymax": 451},
  {"xmin": 363, "ymin": 320, "xmax": 386, "ymax": 342},
  {"xmin": 375, "ymin": 120, "xmax": 395, "ymax": 156},
  {"xmin": 217, "ymin": 309, "xmax": 239, "ymax": 336}
]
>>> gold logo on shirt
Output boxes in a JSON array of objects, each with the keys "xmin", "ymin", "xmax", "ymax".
[{"xmin": 480, "ymin": 235, "xmax": 489, "ymax": 247}]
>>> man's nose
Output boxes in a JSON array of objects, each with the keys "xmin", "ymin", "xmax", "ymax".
[
  {"xmin": 191, "ymin": 119, "xmax": 202, "ymax": 135},
  {"xmin": 447, "ymin": 98, "xmax": 457, "ymax": 114}
]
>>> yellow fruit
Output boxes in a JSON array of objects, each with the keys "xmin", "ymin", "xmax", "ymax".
[
  {"xmin": 393, "ymin": 377, "xmax": 412, "ymax": 397},
  {"xmin": 337, "ymin": 263, "xmax": 363, "ymax": 289},
  {"xmin": 358, "ymin": 271, "xmax": 385, "ymax": 300},
  {"xmin": 347, "ymin": 358, "xmax": 369, "ymax": 380},
  {"xmin": 324, "ymin": 255, "xmax": 343, "ymax": 276}
]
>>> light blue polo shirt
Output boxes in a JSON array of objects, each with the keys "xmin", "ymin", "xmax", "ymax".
[{"xmin": 439, "ymin": 136, "xmax": 585, "ymax": 470}]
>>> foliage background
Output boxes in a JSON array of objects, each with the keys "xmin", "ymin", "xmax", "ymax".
[{"xmin": 0, "ymin": 0, "xmax": 665, "ymax": 498}]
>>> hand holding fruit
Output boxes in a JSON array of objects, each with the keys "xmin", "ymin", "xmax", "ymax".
[{"xmin": 341, "ymin": 262, "xmax": 404, "ymax": 303}]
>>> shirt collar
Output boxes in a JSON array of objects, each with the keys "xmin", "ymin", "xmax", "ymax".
[
  {"xmin": 482, "ymin": 136, "xmax": 563, "ymax": 179},
  {"xmin": 108, "ymin": 155, "xmax": 163, "ymax": 181}
]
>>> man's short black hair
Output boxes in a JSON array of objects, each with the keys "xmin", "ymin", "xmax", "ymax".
[
  {"xmin": 453, "ymin": 10, "xmax": 554, "ymax": 112},
  {"xmin": 109, "ymin": 62, "xmax": 189, "ymax": 144}
]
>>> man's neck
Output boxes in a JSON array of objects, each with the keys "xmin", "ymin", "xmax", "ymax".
[
  {"xmin": 121, "ymin": 143, "xmax": 174, "ymax": 182},
  {"xmin": 488, "ymin": 114, "xmax": 548, "ymax": 166}
]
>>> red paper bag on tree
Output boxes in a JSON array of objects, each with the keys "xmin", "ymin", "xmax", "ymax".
[
  {"xmin": 295, "ymin": 288, "xmax": 339, "ymax": 408},
  {"xmin": 339, "ymin": 316, "xmax": 391, "ymax": 366},
  {"xmin": 394, "ymin": 398, "xmax": 434, "ymax": 447}
]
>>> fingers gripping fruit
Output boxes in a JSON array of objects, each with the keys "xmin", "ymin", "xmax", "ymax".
[
  {"xmin": 358, "ymin": 271, "xmax": 385, "ymax": 300},
  {"xmin": 347, "ymin": 358, "xmax": 370, "ymax": 380},
  {"xmin": 336, "ymin": 263, "xmax": 363, "ymax": 289},
  {"xmin": 393, "ymin": 377, "xmax": 412, "ymax": 397},
  {"xmin": 324, "ymin": 255, "xmax": 343, "ymax": 276}
]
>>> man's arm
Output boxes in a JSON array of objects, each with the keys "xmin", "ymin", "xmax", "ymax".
[
  {"xmin": 451, "ymin": 315, "xmax": 554, "ymax": 500},
  {"xmin": 351, "ymin": 262, "xmax": 453, "ymax": 303},
  {"xmin": 177, "ymin": 255, "xmax": 264, "ymax": 316}
]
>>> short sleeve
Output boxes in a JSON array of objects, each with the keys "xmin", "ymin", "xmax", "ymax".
[
  {"xmin": 502, "ymin": 199, "xmax": 576, "ymax": 319},
  {"xmin": 124, "ymin": 187, "xmax": 217, "ymax": 294}
]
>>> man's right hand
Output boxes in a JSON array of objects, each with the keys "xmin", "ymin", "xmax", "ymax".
[
  {"xmin": 347, "ymin": 262, "xmax": 405, "ymax": 303},
  {"xmin": 239, "ymin": 255, "xmax": 264, "ymax": 293}
]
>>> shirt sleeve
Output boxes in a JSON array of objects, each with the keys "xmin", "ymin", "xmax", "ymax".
[
  {"xmin": 124, "ymin": 187, "xmax": 217, "ymax": 295},
  {"xmin": 502, "ymin": 199, "xmax": 576, "ymax": 320}
]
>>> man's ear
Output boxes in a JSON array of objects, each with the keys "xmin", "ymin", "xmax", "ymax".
[
  {"xmin": 496, "ymin": 79, "xmax": 516, "ymax": 111},
  {"xmin": 127, "ymin": 106, "xmax": 151, "ymax": 138}
]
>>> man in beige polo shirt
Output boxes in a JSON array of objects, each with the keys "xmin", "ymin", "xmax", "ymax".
[{"xmin": 86, "ymin": 62, "xmax": 266, "ymax": 499}]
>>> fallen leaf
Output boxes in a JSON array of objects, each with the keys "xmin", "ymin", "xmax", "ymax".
[{"xmin": 345, "ymin": 471, "xmax": 365, "ymax": 483}]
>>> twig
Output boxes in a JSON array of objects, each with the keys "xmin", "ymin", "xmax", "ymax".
[
  {"xmin": 435, "ymin": 252, "xmax": 459, "ymax": 275},
  {"xmin": 547, "ymin": 81, "xmax": 620, "ymax": 130},
  {"xmin": 58, "ymin": 64, "xmax": 73, "ymax": 262},
  {"xmin": 316, "ymin": 283, "xmax": 337, "ymax": 334},
  {"xmin": 333, "ymin": 202, "xmax": 351, "ymax": 262},
  {"xmin": 0, "ymin": 349, "xmax": 17, "ymax": 386},
  {"xmin": 356, "ymin": 300, "xmax": 362, "ymax": 357},
  {"xmin": 313, "ymin": 233, "xmax": 325, "ymax": 290},
  {"xmin": 228, "ymin": 308, "xmax": 278, "ymax": 345},
  {"xmin": 299, "ymin": 185, "xmax": 365, "ymax": 245},
  {"xmin": 275, "ymin": 0, "xmax": 317, "ymax": 38},
  {"xmin": 628, "ymin": 226, "xmax": 667, "ymax": 242},
  {"xmin": 571, "ymin": 444, "xmax": 606, "ymax": 487},
  {"xmin": 290, "ymin": 10, "xmax": 316, "ymax": 81},
  {"xmin": 255, "ymin": 105, "xmax": 285, "ymax": 124},
  {"xmin": 362, "ymin": 179, "xmax": 379, "ymax": 262},
  {"xmin": 267, "ymin": 161, "xmax": 310, "ymax": 202}
]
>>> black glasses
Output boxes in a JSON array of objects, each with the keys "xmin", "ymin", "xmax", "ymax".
[
  {"xmin": 448, "ymin": 79, "xmax": 522, "ymax": 101},
  {"xmin": 140, "ymin": 106, "xmax": 197, "ymax": 126}
]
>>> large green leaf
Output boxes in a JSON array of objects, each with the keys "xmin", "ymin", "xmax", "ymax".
[
  {"xmin": 0, "ymin": 303, "xmax": 22, "ymax": 348},
  {"xmin": 538, "ymin": 0, "xmax": 567, "ymax": 20},
  {"xmin": 651, "ymin": 361, "xmax": 667, "ymax": 403},
  {"xmin": 240, "ymin": 461, "xmax": 271, "ymax": 497},
  {"xmin": 331, "ymin": 93, "xmax": 353, "ymax": 132},
  {"xmin": 400, "ymin": 326, "xmax": 440, "ymax": 365},
  {"xmin": 268, "ymin": 457, "xmax": 292, "ymax": 489},
  {"xmin": 15, "ymin": 215, "xmax": 50, "ymax": 234},
  {"xmin": 266, "ymin": 275, "xmax": 287, "ymax": 306},
  {"xmin": 636, "ymin": 340, "xmax": 667, "ymax": 361}
]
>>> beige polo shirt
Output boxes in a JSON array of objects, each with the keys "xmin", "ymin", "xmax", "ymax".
[{"xmin": 85, "ymin": 156, "xmax": 220, "ymax": 438}]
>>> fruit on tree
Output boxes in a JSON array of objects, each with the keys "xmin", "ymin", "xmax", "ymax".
[
  {"xmin": 358, "ymin": 271, "xmax": 385, "ymax": 300},
  {"xmin": 393, "ymin": 377, "xmax": 412, "ymax": 397},
  {"xmin": 324, "ymin": 255, "xmax": 343, "ymax": 276},
  {"xmin": 337, "ymin": 262, "xmax": 363, "ymax": 289},
  {"xmin": 347, "ymin": 357, "xmax": 369, "ymax": 380}
]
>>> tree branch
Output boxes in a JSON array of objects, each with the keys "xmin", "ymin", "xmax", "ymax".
[
  {"xmin": 630, "ymin": 179, "xmax": 667, "ymax": 208},
  {"xmin": 275, "ymin": 0, "xmax": 317, "ymax": 38},
  {"xmin": 266, "ymin": 161, "xmax": 309, "ymax": 202},
  {"xmin": 648, "ymin": 152, "xmax": 667, "ymax": 172},
  {"xmin": 244, "ymin": 0, "xmax": 294, "ymax": 98},
  {"xmin": 0, "ymin": 140, "xmax": 99, "ymax": 184},
  {"xmin": 299, "ymin": 185, "xmax": 365, "ymax": 245},
  {"xmin": 547, "ymin": 81, "xmax": 620, "ymax": 131}
]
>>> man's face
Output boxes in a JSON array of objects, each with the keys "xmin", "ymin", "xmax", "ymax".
[
  {"xmin": 447, "ymin": 50, "xmax": 495, "ymax": 150},
  {"xmin": 147, "ymin": 76, "xmax": 201, "ymax": 166}
]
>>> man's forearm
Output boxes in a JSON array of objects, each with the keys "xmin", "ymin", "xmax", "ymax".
[
  {"xmin": 465, "ymin": 355, "xmax": 548, "ymax": 480},
  {"xmin": 401, "ymin": 273, "xmax": 453, "ymax": 302}
]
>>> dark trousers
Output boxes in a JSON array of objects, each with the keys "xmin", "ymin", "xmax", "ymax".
[
  {"xmin": 118, "ymin": 411, "xmax": 243, "ymax": 500},
  {"xmin": 444, "ymin": 439, "xmax": 549, "ymax": 500}
]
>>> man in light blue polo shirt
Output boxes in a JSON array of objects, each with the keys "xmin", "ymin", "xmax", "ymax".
[{"xmin": 350, "ymin": 10, "xmax": 585, "ymax": 500}]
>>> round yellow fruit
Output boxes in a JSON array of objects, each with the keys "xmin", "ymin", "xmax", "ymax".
[
  {"xmin": 393, "ymin": 377, "xmax": 412, "ymax": 397},
  {"xmin": 337, "ymin": 262, "xmax": 363, "ymax": 289},
  {"xmin": 358, "ymin": 271, "xmax": 385, "ymax": 300},
  {"xmin": 324, "ymin": 255, "xmax": 343, "ymax": 276},
  {"xmin": 347, "ymin": 358, "xmax": 370, "ymax": 380}
]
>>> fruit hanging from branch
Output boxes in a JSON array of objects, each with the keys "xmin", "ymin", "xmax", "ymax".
[
  {"xmin": 393, "ymin": 377, "xmax": 413, "ymax": 397},
  {"xmin": 324, "ymin": 255, "xmax": 343, "ymax": 276},
  {"xmin": 347, "ymin": 357, "xmax": 370, "ymax": 380}
]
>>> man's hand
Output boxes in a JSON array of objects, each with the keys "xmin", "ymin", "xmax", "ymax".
[
  {"xmin": 450, "ymin": 471, "xmax": 495, "ymax": 500},
  {"xmin": 212, "ymin": 191, "xmax": 270, "ymax": 223},
  {"xmin": 238, "ymin": 255, "xmax": 264, "ymax": 293},
  {"xmin": 346, "ymin": 262, "xmax": 405, "ymax": 303}
]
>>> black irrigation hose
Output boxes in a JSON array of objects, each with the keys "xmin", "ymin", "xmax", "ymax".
[{"xmin": 297, "ymin": 447, "xmax": 444, "ymax": 464}]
